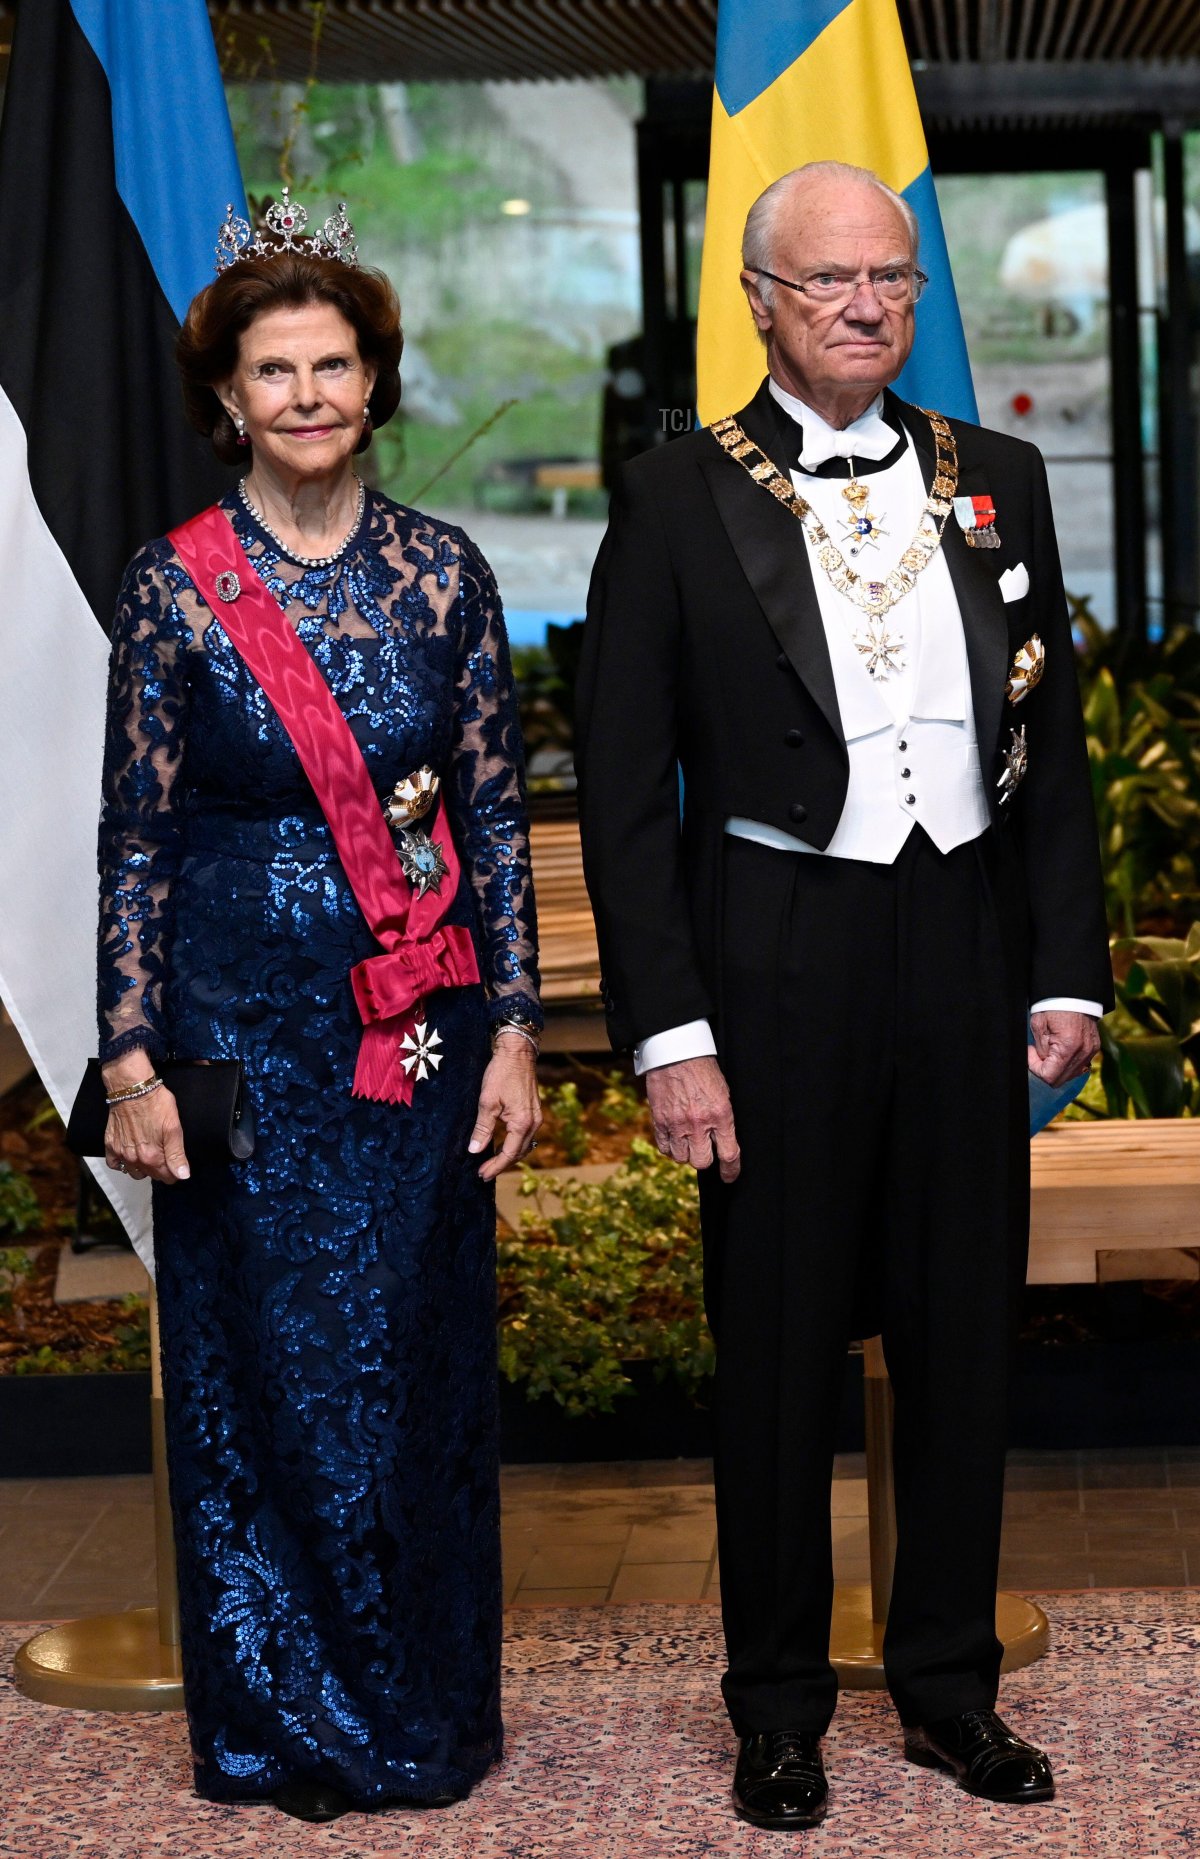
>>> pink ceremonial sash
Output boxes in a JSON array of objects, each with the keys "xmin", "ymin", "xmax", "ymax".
[{"xmin": 169, "ymin": 504, "xmax": 480, "ymax": 1106}]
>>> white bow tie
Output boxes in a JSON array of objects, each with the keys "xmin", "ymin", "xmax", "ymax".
[{"xmin": 795, "ymin": 402, "xmax": 899, "ymax": 474}]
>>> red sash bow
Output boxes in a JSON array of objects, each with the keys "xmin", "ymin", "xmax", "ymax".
[{"xmin": 169, "ymin": 504, "xmax": 481, "ymax": 1106}]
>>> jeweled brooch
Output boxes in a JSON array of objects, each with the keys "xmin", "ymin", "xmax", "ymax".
[
  {"xmin": 383, "ymin": 765, "xmax": 439, "ymax": 831},
  {"xmin": 1006, "ymin": 635, "xmax": 1045, "ymax": 705}
]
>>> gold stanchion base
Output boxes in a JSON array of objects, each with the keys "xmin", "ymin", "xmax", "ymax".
[
  {"xmin": 13, "ymin": 1608, "xmax": 183, "ymax": 1713},
  {"xmin": 831, "ymin": 1585, "xmax": 1049, "ymax": 1690}
]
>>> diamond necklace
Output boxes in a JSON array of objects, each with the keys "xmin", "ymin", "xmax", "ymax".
[
  {"xmin": 708, "ymin": 408, "xmax": 959, "ymax": 681},
  {"xmin": 238, "ymin": 476, "xmax": 365, "ymax": 567}
]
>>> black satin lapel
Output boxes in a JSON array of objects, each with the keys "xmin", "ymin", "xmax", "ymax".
[
  {"xmin": 944, "ymin": 519, "xmax": 1009, "ymax": 765},
  {"xmin": 696, "ymin": 414, "xmax": 844, "ymax": 746},
  {"xmin": 889, "ymin": 390, "xmax": 1009, "ymax": 763}
]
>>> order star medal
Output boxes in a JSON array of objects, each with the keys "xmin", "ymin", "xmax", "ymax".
[
  {"xmin": 839, "ymin": 473, "xmax": 888, "ymax": 558},
  {"xmin": 400, "ymin": 1018, "xmax": 443, "ymax": 1083},
  {"xmin": 397, "ymin": 830, "xmax": 449, "ymax": 899},
  {"xmin": 854, "ymin": 616, "xmax": 906, "ymax": 681},
  {"xmin": 997, "ymin": 725, "xmax": 1028, "ymax": 805}
]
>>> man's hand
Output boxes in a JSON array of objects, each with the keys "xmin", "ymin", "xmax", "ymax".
[
  {"xmin": 645, "ymin": 1055, "xmax": 741, "ymax": 1183},
  {"xmin": 1028, "ymin": 1011, "xmax": 1100, "ymax": 1088}
]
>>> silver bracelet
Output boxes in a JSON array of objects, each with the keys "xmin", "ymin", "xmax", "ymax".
[
  {"xmin": 490, "ymin": 1021, "xmax": 541, "ymax": 1056},
  {"xmin": 105, "ymin": 1074, "xmax": 164, "ymax": 1107}
]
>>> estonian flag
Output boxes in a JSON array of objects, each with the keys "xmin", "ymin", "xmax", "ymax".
[
  {"xmin": 696, "ymin": 0, "xmax": 977, "ymax": 425},
  {"xmin": 0, "ymin": 0, "xmax": 245, "ymax": 1266}
]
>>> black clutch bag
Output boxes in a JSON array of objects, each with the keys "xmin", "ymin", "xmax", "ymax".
[{"xmin": 66, "ymin": 1059, "xmax": 256, "ymax": 1166}]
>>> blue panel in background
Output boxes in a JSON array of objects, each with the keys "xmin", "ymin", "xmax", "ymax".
[
  {"xmin": 505, "ymin": 610, "xmax": 583, "ymax": 649},
  {"xmin": 893, "ymin": 166, "xmax": 979, "ymax": 424},
  {"xmin": 715, "ymin": 0, "xmax": 852, "ymax": 117},
  {"xmin": 69, "ymin": 0, "xmax": 246, "ymax": 321}
]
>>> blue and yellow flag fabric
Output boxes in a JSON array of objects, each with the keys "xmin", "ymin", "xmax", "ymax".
[{"xmin": 697, "ymin": 0, "xmax": 977, "ymax": 425}]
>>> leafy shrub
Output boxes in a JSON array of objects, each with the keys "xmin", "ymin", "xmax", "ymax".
[
  {"xmin": 0, "ymin": 1163, "xmax": 41, "ymax": 1238},
  {"xmin": 0, "ymin": 1247, "xmax": 35, "ymax": 1318},
  {"xmin": 9, "ymin": 1295, "xmax": 151, "ymax": 1377},
  {"xmin": 1068, "ymin": 923, "xmax": 1200, "ymax": 1119},
  {"xmin": 1075, "ymin": 607, "xmax": 1200, "ymax": 938},
  {"xmin": 542, "ymin": 1080, "xmax": 588, "ymax": 1165},
  {"xmin": 497, "ymin": 1139, "xmax": 712, "ymax": 1416}
]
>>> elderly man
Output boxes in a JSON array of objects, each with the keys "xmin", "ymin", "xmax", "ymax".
[{"xmin": 576, "ymin": 161, "xmax": 1111, "ymax": 1832}]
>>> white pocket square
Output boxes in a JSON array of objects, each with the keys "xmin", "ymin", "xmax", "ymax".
[{"xmin": 999, "ymin": 562, "xmax": 1030, "ymax": 603}]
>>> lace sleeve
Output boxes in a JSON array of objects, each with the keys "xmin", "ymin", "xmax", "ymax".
[
  {"xmin": 96, "ymin": 544, "xmax": 191, "ymax": 1064},
  {"xmin": 446, "ymin": 534, "xmax": 542, "ymax": 1031}
]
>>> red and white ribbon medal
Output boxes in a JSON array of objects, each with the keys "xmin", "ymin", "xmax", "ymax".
[{"xmin": 953, "ymin": 493, "xmax": 1001, "ymax": 549}]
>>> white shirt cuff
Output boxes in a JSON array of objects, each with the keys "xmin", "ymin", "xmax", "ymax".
[
  {"xmin": 633, "ymin": 1019, "xmax": 718, "ymax": 1076},
  {"xmin": 1030, "ymin": 997, "xmax": 1105, "ymax": 1019}
]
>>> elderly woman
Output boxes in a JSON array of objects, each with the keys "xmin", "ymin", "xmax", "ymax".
[{"xmin": 96, "ymin": 198, "xmax": 541, "ymax": 1822}]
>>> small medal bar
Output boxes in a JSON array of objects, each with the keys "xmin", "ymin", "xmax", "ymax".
[{"xmin": 954, "ymin": 494, "xmax": 1001, "ymax": 550}]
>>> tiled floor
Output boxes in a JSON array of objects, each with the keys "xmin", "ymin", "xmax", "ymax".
[{"xmin": 2, "ymin": 1450, "xmax": 1198, "ymax": 1620}]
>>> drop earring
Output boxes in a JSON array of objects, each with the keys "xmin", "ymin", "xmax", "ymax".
[{"xmin": 234, "ymin": 414, "xmax": 248, "ymax": 446}]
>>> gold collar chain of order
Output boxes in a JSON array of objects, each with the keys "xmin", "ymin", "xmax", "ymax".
[{"xmin": 708, "ymin": 407, "xmax": 959, "ymax": 622}]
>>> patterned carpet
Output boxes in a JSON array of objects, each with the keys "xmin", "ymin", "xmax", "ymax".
[{"xmin": 3, "ymin": 1594, "xmax": 1199, "ymax": 1858}]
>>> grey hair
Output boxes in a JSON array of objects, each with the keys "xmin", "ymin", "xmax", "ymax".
[{"xmin": 742, "ymin": 161, "xmax": 919, "ymax": 312}]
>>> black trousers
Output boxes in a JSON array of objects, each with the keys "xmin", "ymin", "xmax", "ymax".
[{"xmin": 699, "ymin": 826, "xmax": 1030, "ymax": 1733}]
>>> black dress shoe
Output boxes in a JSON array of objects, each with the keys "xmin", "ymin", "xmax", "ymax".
[
  {"xmin": 905, "ymin": 1708, "xmax": 1055, "ymax": 1803},
  {"xmin": 732, "ymin": 1730, "xmax": 829, "ymax": 1830},
  {"xmin": 273, "ymin": 1778, "xmax": 353, "ymax": 1821}
]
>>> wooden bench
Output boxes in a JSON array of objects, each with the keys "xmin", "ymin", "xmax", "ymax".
[
  {"xmin": 1029, "ymin": 1119, "xmax": 1200, "ymax": 1284},
  {"xmin": 528, "ymin": 817, "xmax": 601, "ymax": 1007},
  {"xmin": 532, "ymin": 460, "xmax": 602, "ymax": 518}
]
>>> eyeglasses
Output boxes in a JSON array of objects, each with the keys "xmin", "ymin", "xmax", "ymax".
[{"xmin": 754, "ymin": 266, "xmax": 929, "ymax": 308}]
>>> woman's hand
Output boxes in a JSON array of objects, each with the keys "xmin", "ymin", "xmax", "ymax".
[
  {"xmin": 102, "ymin": 1057, "xmax": 191, "ymax": 1186},
  {"xmin": 467, "ymin": 1033, "xmax": 542, "ymax": 1181}
]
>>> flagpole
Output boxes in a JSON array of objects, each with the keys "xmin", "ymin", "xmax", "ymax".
[
  {"xmin": 12, "ymin": 1287, "xmax": 184, "ymax": 1712},
  {"xmin": 829, "ymin": 1337, "xmax": 1048, "ymax": 1687}
]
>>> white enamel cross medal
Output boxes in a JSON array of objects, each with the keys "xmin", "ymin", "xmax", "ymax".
[
  {"xmin": 399, "ymin": 1018, "xmax": 443, "ymax": 1083},
  {"xmin": 854, "ymin": 618, "xmax": 906, "ymax": 682}
]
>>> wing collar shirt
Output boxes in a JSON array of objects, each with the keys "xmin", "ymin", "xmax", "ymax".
[{"xmin": 634, "ymin": 381, "xmax": 1101, "ymax": 1074}]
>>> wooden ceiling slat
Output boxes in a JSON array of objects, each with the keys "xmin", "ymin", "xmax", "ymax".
[
  {"xmin": 928, "ymin": 0, "xmax": 954, "ymax": 63},
  {"xmin": 1095, "ymin": 0, "xmax": 1153, "ymax": 59},
  {"xmin": 1143, "ymin": 0, "xmax": 1192, "ymax": 57},
  {"xmin": 523, "ymin": 0, "xmax": 625, "ymax": 73},
  {"xmin": 904, "ymin": 0, "xmax": 936, "ymax": 64},
  {"xmin": 1048, "ymin": 0, "xmax": 1088, "ymax": 60},
  {"xmin": 197, "ymin": 0, "xmax": 1200, "ymax": 85},
  {"xmin": 371, "ymin": 0, "xmax": 540, "ymax": 80},
  {"xmin": 1073, "ymin": 0, "xmax": 1115, "ymax": 58},
  {"xmin": 619, "ymin": 0, "xmax": 708, "ymax": 71},
  {"xmin": 398, "ymin": 0, "xmax": 548, "ymax": 79},
  {"xmin": 1011, "ymin": 0, "xmax": 1039, "ymax": 60},
  {"xmin": 987, "ymin": 0, "xmax": 1015, "ymax": 63}
]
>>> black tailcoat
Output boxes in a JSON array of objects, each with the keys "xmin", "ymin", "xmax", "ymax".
[{"xmin": 576, "ymin": 377, "xmax": 1113, "ymax": 1048}]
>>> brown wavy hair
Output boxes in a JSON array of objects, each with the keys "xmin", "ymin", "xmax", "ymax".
[{"xmin": 176, "ymin": 254, "xmax": 403, "ymax": 465}]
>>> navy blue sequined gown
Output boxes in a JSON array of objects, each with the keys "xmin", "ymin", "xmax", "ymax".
[{"xmin": 96, "ymin": 489, "xmax": 541, "ymax": 1805}]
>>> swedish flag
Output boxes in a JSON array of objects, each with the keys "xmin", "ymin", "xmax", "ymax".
[{"xmin": 696, "ymin": 0, "xmax": 976, "ymax": 425}]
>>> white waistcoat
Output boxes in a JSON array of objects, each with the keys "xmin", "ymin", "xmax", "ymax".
[{"xmin": 727, "ymin": 394, "xmax": 990, "ymax": 865}]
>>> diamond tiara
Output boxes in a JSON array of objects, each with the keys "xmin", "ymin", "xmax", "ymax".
[{"xmin": 215, "ymin": 186, "xmax": 358, "ymax": 274}]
